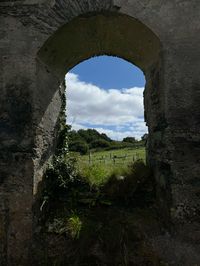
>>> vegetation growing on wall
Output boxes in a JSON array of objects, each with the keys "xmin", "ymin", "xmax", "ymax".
[{"xmin": 40, "ymin": 84, "xmax": 79, "ymax": 213}]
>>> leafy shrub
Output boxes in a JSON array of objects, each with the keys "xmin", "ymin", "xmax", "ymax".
[
  {"xmin": 69, "ymin": 140, "xmax": 89, "ymax": 155},
  {"xmin": 78, "ymin": 129, "xmax": 112, "ymax": 144},
  {"xmin": 90, "ymin": 139, "xmax": 110, "ymax": 149},
  {"xmin": 122, "ymin": 137, "xmax": 136, "ymax": 143},
  {"xmin": 102, "ymin": 160, "xmax": 154, "ymax": 205},
  {"xmin": 42, "ymin": 154, "xmax": 78, "ymax": 206},
  {"xmin": 80, "ymin": 164, "xmax": 109, "ymax": 187}
]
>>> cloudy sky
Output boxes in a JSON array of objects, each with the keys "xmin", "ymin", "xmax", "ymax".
[{"xmin": 65, "ymin": 56, "xmax": 148, "ymax": 140}]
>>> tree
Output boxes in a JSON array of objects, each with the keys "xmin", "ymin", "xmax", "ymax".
[
  {"xmin": 69, "ymin": 140, "xmax": 89, "ymax": 155},
  {"xmin": 122, "ymin": 137, "xmax": 136, "ymax": 143},
  {"xmin": 90, "ymin": 139, "xmax": 111, "ymax": 149},
  {"xmin": 100, "ymin": 133, "xmax": 112, "ymax": 142}
]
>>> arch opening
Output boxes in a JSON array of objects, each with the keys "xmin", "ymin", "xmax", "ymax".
[
  {"xmin": 35, "ymin": 11, "xmax": 161, "ymax": 177},
  {"xmin": 66, "ymin": 55, "xmax": 147, "ymax": 186},
  {"xmin": 34, "ymin": 10, "xmax": 163, "ymax": 205}
]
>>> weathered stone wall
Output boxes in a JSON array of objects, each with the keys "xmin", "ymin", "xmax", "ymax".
[{"xmin": 0, "ymin": 0, "xmax": 200, "ymax": 265}]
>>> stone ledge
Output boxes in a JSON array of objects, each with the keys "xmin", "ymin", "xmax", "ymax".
[{"xmin": 0, "ymin": 0, "xmax": 51, "ymax": 6}]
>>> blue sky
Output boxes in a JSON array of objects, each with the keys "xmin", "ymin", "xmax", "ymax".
[
  {"xmin": 71, "ymin": 56, "xmax": 145, "ymax": 89},
  {"xmin": 66, "ymin": 55, "xmax": 148, "ymax": 140}
]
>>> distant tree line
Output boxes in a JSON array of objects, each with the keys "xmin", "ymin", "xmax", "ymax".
[{"xmin": 68, "ymin": 127, "xmax": 147, "ymax": 155}]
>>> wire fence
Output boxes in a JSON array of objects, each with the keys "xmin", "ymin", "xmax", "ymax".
[{"xmin": 81, "ymin": 152, "xmax": 145, "ymax": 165}]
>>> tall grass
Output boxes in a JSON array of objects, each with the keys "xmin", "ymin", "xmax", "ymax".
[
  {"xmin": 78, "ymin": 163, "xmax": 129, "ymax": 187},
  {"xmin": 71, "ymin": 147, "xmax": 146, "ymax": 186}
]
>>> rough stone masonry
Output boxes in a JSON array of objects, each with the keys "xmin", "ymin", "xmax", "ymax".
[{"xmin": 0, "ymin": 0, "xmax": 200, "ymax": 265}]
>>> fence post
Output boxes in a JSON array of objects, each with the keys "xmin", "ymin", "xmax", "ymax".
[{"xmin": 89, "ymin": 152, "xmax": 91, "ymax": 164}]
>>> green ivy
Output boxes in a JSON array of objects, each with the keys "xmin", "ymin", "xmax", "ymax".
[{"xmin": 40, "ymin": 83, "xmax": 77, "ymax": 211}]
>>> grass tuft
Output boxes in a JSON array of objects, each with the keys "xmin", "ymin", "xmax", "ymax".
[{"xmin": 67, "ymin": 214, "xmax": 82, "ymax": 240}]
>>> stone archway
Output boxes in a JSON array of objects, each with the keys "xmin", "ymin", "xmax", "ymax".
[
  {"xmin": 35, "ymin": 11, "xmax": 163, "ymax": 201},
  {"xmin": 0, "ymin": 1, "xmax": 200, "ymax": 265},
  {"xmin": 35, "ymin": 9, "xmax": 169, "ymax": 230}
]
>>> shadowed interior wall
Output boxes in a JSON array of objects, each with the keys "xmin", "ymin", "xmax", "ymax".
[{"xmin": 0, "ymin": 1, "xmax": 200, "ymax": 265}]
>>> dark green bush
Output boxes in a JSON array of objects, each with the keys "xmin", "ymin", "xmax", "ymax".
[
  {"xmin": 90, "ymin": 139, "xmax": 110, "ymax": 149},
  {"xmin": 122, "ymin": 137, "xmax": 136, "ymax": 143},
  {"xmin": 69, "ymin": 140, "xmax": 89, "ymax": 155},
  {"xmin": 42, "ymin": 154, "xmax": 77, "ymax": 202},
  {"xmin": 102, "ymin": 160, "xmax": 154, "ymax": 206}
]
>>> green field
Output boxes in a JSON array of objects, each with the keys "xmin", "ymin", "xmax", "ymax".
[{"xmin": 71, "ymin": 147, "xmax": 146, "ymax": 186}]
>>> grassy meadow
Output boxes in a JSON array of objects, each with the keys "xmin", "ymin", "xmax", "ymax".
[{"xmin": 70, "ymin": 147, "xmax": 146, "ymax": 186}]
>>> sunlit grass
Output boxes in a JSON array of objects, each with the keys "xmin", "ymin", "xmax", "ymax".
[
  {"xmin": 70, "ymin": 147, "xmax": 146, "ymax": 186},
  {"xmin": 78, "ymin": 163, "xmax": 129, "ymax": 186}
]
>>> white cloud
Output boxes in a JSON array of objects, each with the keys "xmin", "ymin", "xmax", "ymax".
[{"xmin": 65, "ymin": 73, "xmax": 148, "ymax": 140}]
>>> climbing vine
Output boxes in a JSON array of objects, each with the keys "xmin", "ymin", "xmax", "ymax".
[{"xmin": 40, "ymin": 82, "xmax": 78, "ymax": 212}]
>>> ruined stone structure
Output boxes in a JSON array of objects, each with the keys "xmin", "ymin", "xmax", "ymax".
[{"xmin": 0, "ymin": 0, "xmax": 200, "ymax": 265}]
